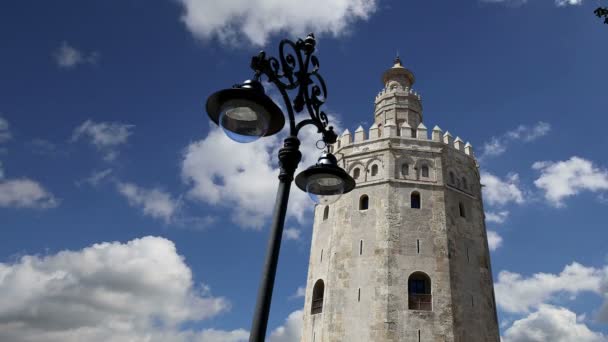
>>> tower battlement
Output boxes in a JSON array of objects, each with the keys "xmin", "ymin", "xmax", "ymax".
[
  {"xmin": 333, "ymin": 122, "xmax": 475, "ymax": 159},
  {"xmin": 375, "ymin": 85, "xmax": 422, "ymax": 100}
]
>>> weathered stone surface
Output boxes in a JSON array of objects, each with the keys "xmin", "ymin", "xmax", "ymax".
[{"xmin": 301, "ymin": 61, "xmax": 500, "ymax": 342}]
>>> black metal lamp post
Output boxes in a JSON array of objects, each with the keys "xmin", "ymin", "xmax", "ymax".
[
  {"xmin": 595, "ymin": 6, "xmax": 608, "ymax": 24},
  {"xmin": 206, "ymin": 33, "xmax": 355, "ymax": 342}
]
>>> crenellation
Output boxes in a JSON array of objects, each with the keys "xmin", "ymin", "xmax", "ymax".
[
  {"xmin": 443, "ymin": 131, "xmax": 453, "ymax": 146},
  {"xmin": 385, "ymin": 120, "xmax": 397, "ymax": 137},
  {"xmin": 340, "ymin": 129, "xmax": 352, "ymax": 147},
  {"xmin": 369, "ymin": 123, "xmax": 380, "ymax": 139},
  {"xmin": 400, "ymin": 121, "xmax": 412, "ymax": 138},
  {"xmin": 432, "ymin": 126, "xmax": 443, "ymax": 142},
  {"xmin": 417, "ymin": 122, "xmax": 428, "ymax": 140},
  {"xmin": 355, "ymin": 125, "xmax": 366, "ymax": 142},
  {"xmin": 454, "ymin": 137, "xmax": 464, "ymax": 151},
  {"xmin": 464, "ymin": 142, "xmax": 474, "ymax": 156}
]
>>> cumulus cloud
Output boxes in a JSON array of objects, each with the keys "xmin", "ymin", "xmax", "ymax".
[
  {"xmin": 0, "ymin": 236, "xmax": 233, "ymax": 342},
  {"xmin": 487, "ymin": 230, "xmax": 503, "ymax": 251},
  {"xmin": 71, "ymin": 119, "xmax": 134, "ymax": 161},
  {"xmin": 0, "ymin": 116, "xmax": 10, "ymax": 143},
  {"xmin": 182, "ymin": 116, "xmax": 340, "ymax": 230},
  {"xmin": 53, "ymin": 41, "xmax": 99, "ymax": 68},
  {"xmin": 0, "ymin": 178, "xmax": 58, "ymax": 209},
  {"xmin": 502, "ymin": 305, "xmax": 606, "ymax": 342},
  {"xmin": 479, "ymin": 122, "xmax": 550, "ymax": 160},
  {"xmin": 283, "ymin": 227, "xmax": 302, "ymax": 241},
  {"xmin": 117, "ymin": 182, "xmax": 181, "ymax": 223},
  {"xmin": 176, "ymin": 0, "xmax": 377, "ymax": 46},
  {"xmin": 268, "ymin": 310, "xmax": 303, "ymax": 342},
  {"xmin": 533, "ymin": 156, "xmax": 608, "ymax": 207},
  {"xmin": 481, "ymin": 171, "xmax": 524, "ymax": 206},
  {"xmin": 486, "ymin": 210, "xmax": 509, "ymax": 224},
  {"xmin": 495, "ymin": 262, "xmax": 604, "ymax": 314}
]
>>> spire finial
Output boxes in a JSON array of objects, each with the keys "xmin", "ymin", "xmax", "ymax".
[{"xmin": 394, "ymin": 52, "xmax": 402, "ymax": 67}]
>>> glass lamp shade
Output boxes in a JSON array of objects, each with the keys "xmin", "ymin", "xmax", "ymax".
[
  {"xmin": 295, "ymin": 152, "xmax": 356, "ymax": 205},
  {"xmin": 206, "ymin": 80, "xmax": 285, "ymax": 143}
]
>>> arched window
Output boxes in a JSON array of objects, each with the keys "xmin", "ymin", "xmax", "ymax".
[
  {"xmin": 371, "ymin": 164, "xmax": 378, "ymax": 177},
  {"xmin": 459, "ymin": 202, "xmax": 466, "ymax": 218},
  {"xmin": 449, "ymin": 171, "xmax": 455, "ymax": 184},
  {"xmin": 359, "ymin": 195, "xmax": 369, "ymax": 210},
  {"xmin": 421, "ymin": 165, "xmax": 429, "ymax": 178},
  {"xmin": 411, "ymin": 192, "xmax": 421, "ymax": 209},
  {"xmin": 401, "ymin": 163, "xmax": 409, "ymax": 177},
  {"xmin": 353, "ymin": 167, "xmax": 360, "ymax": 179},
  {"xmin": 408, "ymin": 272, "xmax": 432, "ymax": 311},
  {"xmin": 378, "ymin": 123, "xmax": 383, "ymax": 137},
  {"xmin": 323, "ymin": 206, "xmax": 329, "ymax": 221},
  {"xmin": 311, "ymin": 279, "xmax": 325, "ymax": 314},
  {"xmin": 462, "ymin": 177, "xmax": 468, "ymax": 190}
]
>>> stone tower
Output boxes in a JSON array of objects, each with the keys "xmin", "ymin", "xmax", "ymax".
[{"xmin": 300, "ymin": 58, "xmax": 500, "ymax": 342}]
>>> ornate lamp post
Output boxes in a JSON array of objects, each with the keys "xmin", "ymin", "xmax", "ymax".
[
  {"xmin": 595, "ymin": 6, "xmax": 608, "ymax": 24},
  {"xmin": 206, "ymin": 33, "xmax": 356, "ymax": 342}
]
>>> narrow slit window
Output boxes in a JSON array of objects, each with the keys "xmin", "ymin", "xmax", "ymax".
[
  {"xmin": 449, "ymin": 171, "xmax": 455, "ymax": 184},
  {"xmin": 320, "ymin": 249, "xmax": 323, "ymax": 263},
  {"xmin": 359, "ymin": 195, "xmax": 369, "ymax": 210},
  {"xmin": 466, "ymin": 247, "xmax": 470, "ymax": 263},
  {"xmin": 418, "ymin": 330, "xmax": 421, "ymax": 342},
  {"xmin": 371, "ymin": 164, "xmax": 378, "ymax": 177},
  {"xmin": 462, "ymin": 177, "xmax": 468, "ymax": 190},
  {"xmin": 359, "ymin": 240, "xmax": 363, "ymax": 255},
  {"xmin": 358, "ymin": 288, "xmax": 361, "ymax": 302},
  {"xmin": 459, "ymin": 202, "xmax": 466, "ymax": 218},
  {"xmin": 411, "ymin": 192, "xmax": 421, "ymax": 209},
  {"xmin": 417, "ymin": 239, "xmax": 420, "ymax": 254},
  {"xmin": 323, "ymin": 206, "xmax": 329, "ymax": 221}
]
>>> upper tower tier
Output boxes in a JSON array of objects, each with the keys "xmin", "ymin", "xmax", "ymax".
[{"xmin": 375, "ymin": 57, "xmax": 423, "ymax": 137}]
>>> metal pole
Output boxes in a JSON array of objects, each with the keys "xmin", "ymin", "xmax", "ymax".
[{"xmin": 249, "ymin": 137, "xmax": 301, "ymax": 342}]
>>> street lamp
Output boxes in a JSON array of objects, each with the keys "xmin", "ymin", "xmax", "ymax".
[{"xmin": 205, "ymin": 33, "xmax": 355, "ymax": 342}]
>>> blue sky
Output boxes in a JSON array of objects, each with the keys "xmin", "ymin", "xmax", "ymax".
[{"xmin": 1, "ymin": 0, "xmax": 608, "ymax": 341}]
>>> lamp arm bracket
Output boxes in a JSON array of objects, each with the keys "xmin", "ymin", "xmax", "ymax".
[{"xmin": 249, "ymin": 33, "xmax": 335, "ymax": 143}]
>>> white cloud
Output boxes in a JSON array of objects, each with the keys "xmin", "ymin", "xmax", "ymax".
[
  {"xmin": 0, "ymin": 178, "xmax": 58, "ymax": 209},
  {"xmin": 290, "ymin": 286, "xmax": 306, "ymax": 299},
  {"xmin": 486, "ymin": 210, "xmax": 509, "ymax": 224},
  {"xmin": 0, "ymin": 236, "xmax": 232, "ymax": 342},
  {"xmin": 268, "ymin": 310, "xmax": 303, "ymax": 342},
  {"xmin": 53, "ymin": 41, "xmax": 99, "ymax": 68},
  {"xmin": 502, "ymin": 305, "xmax": 606, "ymax": 342},
  {"xmin": 555, "ymin": 0, "xmax": 583, "ymax": 6},
  {"xmin": 72, "ymin": 119, "xmax": 134, "ymax": 161},
  {"xmin": 533, "ymin": 157, "xmax": 608, "ymax": 207},
  {"xmin": 182, "ymin": 116, "xmax": 340, "ymax": 230},
  {"xmin": 284, "ymin": 227, "xmax": 302, "ymax": 241},
  {"xmin": 176, "ymin": 0, "xmax": 377, "ymax": 46},
  {"xmin": 495, "ymin": 262, "xmax": 603, "ymax": 314},
  {"xmin": 0, "ymin": 116, "xmax": 10, "ymax": 143},
  {"xmin": 77, "ymin": 168, "xmax": 113, "ymax": 187},
  {"xmin": 481, "ymin": 171, "xmax": 524, "ymax": 206},
  {"xmin": 117, "ymin": 182, "xmax": 180, "ymax": 223},
  {"xmin": 480, "ymin": 122, "xmax": 550, "ymax": 160},
  {"xmin": 487, "ymin": 230, "xmax": 503, "ymax": 251}
]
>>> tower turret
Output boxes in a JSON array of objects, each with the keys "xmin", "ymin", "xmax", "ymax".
[{"xmin": 375, "ymin": 57, "xmax": 423, "ymax": 137}]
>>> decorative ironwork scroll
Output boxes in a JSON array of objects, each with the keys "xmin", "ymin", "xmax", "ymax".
[{"xmin": 250, "ymin": 33, "xmax": 337, "ymax": 145}]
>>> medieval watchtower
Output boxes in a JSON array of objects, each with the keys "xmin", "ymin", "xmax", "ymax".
[{"xmin": 300, "ymin": 58, "xmax": 500, "ymax": 342}]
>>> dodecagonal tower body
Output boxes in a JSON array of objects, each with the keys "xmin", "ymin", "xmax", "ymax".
[{"xmin": 301, "ymin": 58, "xmax": 500, "ymax": 342}]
